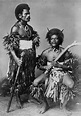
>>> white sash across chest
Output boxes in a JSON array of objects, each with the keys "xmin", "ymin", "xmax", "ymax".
[{"xmin": 20, "ymin": 40, "xmax": 32, "ymax": 50}]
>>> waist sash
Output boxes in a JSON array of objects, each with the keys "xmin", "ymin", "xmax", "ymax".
[{"xmin": 20, "ymin": 40, "xmax": 32, "ymax": 50}]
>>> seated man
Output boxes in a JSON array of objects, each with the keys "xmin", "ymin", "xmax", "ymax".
[{"xmin": 33, "ymin": 28, "xmax": 74, "ymax": 113}]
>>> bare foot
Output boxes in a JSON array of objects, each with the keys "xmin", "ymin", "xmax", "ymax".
[
  {"xmin": 16, "ymin": 103, "xmax": 23, "ymax": 109},
  {"xmin": 63, "ymin": 108, "xmax": 72, "ymax": 116},
  {"xmin": 39, "ymin": 104, "xmax": 49, "ymax": 114},
  {"xmin": 28, "ymin": 95, "xmax": 41, "ymax": 105}
]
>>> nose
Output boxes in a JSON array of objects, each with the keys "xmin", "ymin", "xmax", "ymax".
[
  {"xmin": 51, "ymin": 38, "xmax": 56, "ymax": 43},
  {"xmin": 27, "ymin": 14, "xmax": 30, "ymax": 18}
]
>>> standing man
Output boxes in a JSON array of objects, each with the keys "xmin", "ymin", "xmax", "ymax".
[{"xmin": 3, "ymin": 3, "xmax": 40, "ymax": 108}]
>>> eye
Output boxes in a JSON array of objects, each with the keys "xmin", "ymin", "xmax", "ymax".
[{"xmin": 26, "ymin": 13, "xmax": 29, "ymax": 15}]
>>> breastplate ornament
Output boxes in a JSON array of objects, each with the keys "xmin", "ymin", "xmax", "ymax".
[{"xmin": 25, "ymin": 25, "xmax": 31, "ymax": 38}]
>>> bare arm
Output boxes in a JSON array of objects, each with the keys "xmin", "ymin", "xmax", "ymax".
[
  {"xmin": 36, "ymin": 52, "xmax": 49, "ymax": 71},
  {"xmin": 10, "ymin": 48, "xmax": 21, "ymax": 66},
  {"xmin": 9, "ymin": 26, "xmax": 22, "ymax": 66}
]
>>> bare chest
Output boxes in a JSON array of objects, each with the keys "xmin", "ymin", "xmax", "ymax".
[
  {"xmin": 18, "ymin": 25, "xmax": 31, "ymax": 38},
  {"xmin": 46, "ymin": 49, "xmax": 61, "ymax": 61}
]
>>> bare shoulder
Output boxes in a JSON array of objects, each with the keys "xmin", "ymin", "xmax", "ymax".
[
  {"xmin": 10, "ymin": 22, "xmax": 20, "ymax": 33},
  {"xmin": 60, "ymin": 45, "xmax": 64, "ymax": 50},
  {"xmin": 59, "ymin": 45, "xmax": 64, "ymax": 52},
  {"xmin": 42, "ymin": 47, "xmax": 50, "ymax": 56},
  {"xmin": 11, "ymin": 25, "xmax": 19, "ymax": 33}
]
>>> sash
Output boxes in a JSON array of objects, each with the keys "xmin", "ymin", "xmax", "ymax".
[{"xmin": 20, "ymin": 40, "xmax": 32, "ymax": 50}]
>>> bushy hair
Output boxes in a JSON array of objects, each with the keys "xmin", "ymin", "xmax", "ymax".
[
  {"xmin": 46, "ymin": 28, "xmax": 64, "ymax": 45},
  {"xmin": 15, "ymin": 3, "xmax": 30, "ymax": 20}
]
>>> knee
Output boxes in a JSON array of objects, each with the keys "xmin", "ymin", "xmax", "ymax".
[
  {"xmin": 63, "ymin": 74, "xmax": 74, "ymax": 89},
  {"xmin": 68, "ymin": 80, "xmax": 74, "ymax": 88},
  {"xmin": 33, "ymin": 80, "xmax": 38, "ymax": 86}
]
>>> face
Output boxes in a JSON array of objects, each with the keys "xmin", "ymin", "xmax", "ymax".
[
  {"xmin": 50, "ymin": 35, "xmax": 59, "ymax": 47},
  {"xmin": 20, "ymin": 9, "xmax": 30, "ymax": 22}
]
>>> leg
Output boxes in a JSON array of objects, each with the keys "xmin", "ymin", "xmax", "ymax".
[
  {"xmin": 33, "ymin": 73, "xmax": 47, "ymax": 86},
  {"xmin": 33, "ymin": 73, "xmax": 49, "ymax": 113},
  {"xmin": 63, "ymin": 73, "xmax": 74, "ymax": 88},
  {"xmin": 61, "ymin": 73, "xmax": 74, "ymax": 109},
  {"xmin": 39, "ymin": 92, "xmax": 49, "ymax": 114}
]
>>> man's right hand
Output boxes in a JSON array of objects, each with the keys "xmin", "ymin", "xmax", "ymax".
[
  {"xmin": 10, "ymin": 50, "xmax": 22, "ymax": 66},
  {"xmin": 44, "ymin": 64, "xmax": 52, "ymax": 70},
  {"xmin": 15, "ymin": 57, "xmax": 22, "ymax": 66}
]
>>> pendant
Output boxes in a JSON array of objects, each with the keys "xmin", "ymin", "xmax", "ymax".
[{"xmin": 25, "ymin": 25, "xmax": 31, "ymax": 38}]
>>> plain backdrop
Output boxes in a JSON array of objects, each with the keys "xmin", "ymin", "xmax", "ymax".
[{"xmin": 0, "ymin": 0, "xmax": 81, "ymax": 79}]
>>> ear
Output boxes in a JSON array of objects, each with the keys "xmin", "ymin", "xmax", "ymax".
[{"xmin": 18, "ymin": 14, "xmax": 22, "ymax": 19}]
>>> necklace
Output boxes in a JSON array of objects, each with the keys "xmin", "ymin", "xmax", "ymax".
[{"xmin": 25, "ymin": 25, "xmax": 31, "ymax": 38}]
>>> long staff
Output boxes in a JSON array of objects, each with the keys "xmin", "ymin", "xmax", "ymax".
[{"xmin": 7, "ymin": 52, "xmax": 24, "ymax": 113}]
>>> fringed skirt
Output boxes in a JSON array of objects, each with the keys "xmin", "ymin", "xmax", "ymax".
[
  {"xmin": 7, "ymin": 48, "xmax": 36, "ymax": 91},
  {"xmin": 45, "ymin": 68, "xmax": 74, "ymax": 104}
]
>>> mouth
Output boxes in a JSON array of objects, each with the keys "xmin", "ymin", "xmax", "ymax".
[
  {"xmin": 25, "ymin": 16, "xmax": 30, "ymax": 22},
  {"xmin": 52, "ymin": 43, "xmax": 56, "ymax": 45},
  {"xmin": 28, "ymin": 16, "xmax": 30, "ymax": 20},
  {"xmin": 27, "ymin": 18, "xmax": 30, "ymax": 22}
]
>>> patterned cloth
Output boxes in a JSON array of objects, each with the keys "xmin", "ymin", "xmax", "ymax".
[
  {"xmin": 45, "ymin": 67, "xmax": 75, "ymax": 104},
  {"xmin": 45, "ymin": 68, "xmax": 64, "ymax": 102}
]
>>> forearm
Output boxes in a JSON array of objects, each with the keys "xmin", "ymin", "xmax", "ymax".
[
  {"xmin": 10, "ymin": 49, "xmax": 19, "ymax": 63},
  {"xmin": 57, "ymin": 63, "xmax": 72, "ymax": 71},
  {"xmin": 51, "ymin": 60, "xmax": 72, "ymax": 70},
  {"xmin": 38, "ymin": 65, "xmax": 47, "ymax": 71}
]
